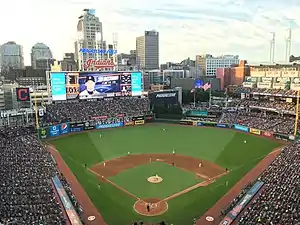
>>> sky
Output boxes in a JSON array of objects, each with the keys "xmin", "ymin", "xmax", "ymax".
[{"xmin": 1, "ymin": 0, "xmax": 300, "ymax": 66}]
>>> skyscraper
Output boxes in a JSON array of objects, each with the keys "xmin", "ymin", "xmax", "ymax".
[
  {"xmin": 31, "ymin": 43, "xmax": 53, "ymax": 70},
  {"xmin": 75, "ymin": 9, "xmax": 110, "ymax": 71},
  {"xmin": 0, "ymin": 41, "xmax": 24, "ymax": 72},
  {"xmin": 136, "ymin": 30, "xmax": 159, "ymax": 70}
]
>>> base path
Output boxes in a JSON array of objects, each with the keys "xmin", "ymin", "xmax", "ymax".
[
  {"xmin": 47, "ymin": 145, "xmax": 107, "ymax": 225},
  {"xmin": 90, "ymin": 153, "xmax": 226, "ymax": 181},
  {"xmin": 196, "ymin": 148, "xmax": 282, "ymax": 225},
  {"xmin": 134, "ymin": 198, "xmax": 168, "ymax": 216}
]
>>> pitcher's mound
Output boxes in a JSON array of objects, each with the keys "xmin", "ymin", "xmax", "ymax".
[
  {"xmin": 147, "ymin": 175, "xmax": 163, "ymax": 184},
  {"xmin": 133, "ymin": 198, "xmax": 168, "ymax": 216}
]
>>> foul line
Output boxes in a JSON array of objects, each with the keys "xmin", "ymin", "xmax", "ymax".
[
  {"xmin": 88, "ymin": 168, "xmax": 146, "ymax": 203},
  {"xmin": 90, "ymin": 166, "xmax": 228, "ymax": 206},
  {"xmin": 160, "ymin": 171, "xmax": 228, "ymax": 203}
]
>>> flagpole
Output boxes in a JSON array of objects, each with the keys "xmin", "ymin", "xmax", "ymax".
[
  {"xmin": 194, "ymin": 90, "xmax": 196, "ymax": 107},
  {"xmin": 209, "ymin": 82, "xmax": 212, "ymax": 108}
]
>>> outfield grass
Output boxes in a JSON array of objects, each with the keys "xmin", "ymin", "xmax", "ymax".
[
  {"xmin": 109, "ymin": 162, "xmax": 202, "ymax": 199},
  {"xmin": 51, "ymin": 124, "xmax": 281, "ymax": 225}
]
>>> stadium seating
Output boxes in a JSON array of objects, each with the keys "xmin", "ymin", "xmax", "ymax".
[
  {"xmin": 237, "ymin": 141, "xmax": 300, "ymax": 225},
  {"xmin": 45, "ymin": 98, "xmax": 150, "ymax": 123},
  {"xmin": 0, "ymin": 127, "xmax": 83, "ymax": 224}
]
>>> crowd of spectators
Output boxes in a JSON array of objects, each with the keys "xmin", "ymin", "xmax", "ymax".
[
  {"xmin": 237, "ymin": 141, "xmax": 300, "ymax": 225},
  {"xmin": 241, "ymin": 99, "xmax": 295, "ymax": 111},
  {"xmin": 0, "ymin": 126, "xmax": 82, "ymax": 225},
  {"xmin": 234, "ymin": 87, "xmax": 298, "ymax": 97},
  {"xmin": 45, "ymin": 98, "xmax": 150, "ymax": 123},
  {"xmin": 220, "ymin": 110, "xmax": 295, "ymax": 134}
]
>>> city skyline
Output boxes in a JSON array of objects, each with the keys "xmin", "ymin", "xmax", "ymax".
[{"xmin": 1, "ymin": 0, "xmax": 300, "ymax": 66}]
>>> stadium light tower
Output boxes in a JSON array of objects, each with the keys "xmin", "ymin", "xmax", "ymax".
[
  {"xmin": 113, "ymin": 32, "xmax": 118, "ymax": 70},
  {"xmin": 285, "ymin": 28, "xmax": 292, "ymax": 63},
  {"xmin": 269, "ymin": 32, "xmax": 275, "ymax": 63}
]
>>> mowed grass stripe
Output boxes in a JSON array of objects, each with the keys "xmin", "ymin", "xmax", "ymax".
[{"xmin": 51, "ymin": 124, "xmax": 280, "ymax": 225}]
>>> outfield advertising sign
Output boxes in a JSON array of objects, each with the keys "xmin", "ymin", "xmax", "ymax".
[
  {"xmin": 250, "ymin": 128, "xmax": 261, "ymax": 135},
  {"xmin": 261, "ymin": 131, "xmax": 273, "ymax": 138},
  {"xmin": 49, "ymin": 125, "xmax": 60, "ymax": 137},
  {"xmin": 39, "ymin": 128, "xmax": 48, "ymax": 139},
  {"xmin": 96, "ymin": 122, "xmax": 124, "ymax": 129},
  {"xmin": 135, "ymin": 120, "xmax": 145, "ymax": 125},
  {"xmin": 216, "ymin": 123, "xmax": 228, "ymax": 128},
  {"xmin": 60, "ymin": 123, "xmax": 69, "ymax": 134},
  {"xmin": 70, "ymin": 122, "xmax": 84, "ymax": 132},
  {"xmin": 233, "ymin": 124, "xmax": 249, "ymax": 132}
]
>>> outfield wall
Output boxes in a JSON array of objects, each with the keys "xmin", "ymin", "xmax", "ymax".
[
  {"xmin": 38, "ymin": 115, "xmax": 294, "ymax": 142},
  {"xmin": 38, "ymin": 114, "xmax": 154, "ymax": 139},
  {"xmin": 179, "ymin": 119, "xmax": 294, "ymax": 142}
]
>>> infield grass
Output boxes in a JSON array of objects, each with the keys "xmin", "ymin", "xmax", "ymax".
[
  {"xmin": 109, "ymin": 161, "xmax": 202, "ymax": 199},
  {"xmin": 50, "ymin": 123, "xmax": 281, "ymax": 225}
]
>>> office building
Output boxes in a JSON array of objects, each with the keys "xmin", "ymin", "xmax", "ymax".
[
  {"xmin": 216, "ymin": 60, "xmax": 249, "ymax": 89},
  {"xmin": 0, "ymin": 41, "xmax": 24, "ymax": 72},
  {"xmin": 75, "ymin": 9, "xmax": 112, "ymax": 71},
  {"xmin": 31, "ymin": 43, "xmax": 53, "ymax": 70},
  {"xmin": 59, "ymin": 53, "xmax": 77, "ymax": 71},
  {"xmin": 196, "ymin": 54, "xmax": 240, "ymax": 77},
  {"xmin": 136, "ymin": 30, "xmax": 159, "ymax": 70}
]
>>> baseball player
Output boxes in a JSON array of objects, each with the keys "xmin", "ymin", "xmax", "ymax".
[
  {"xmin": 79, "ymin": 76, "xmax": 100, "ymax": 99},
  {"xmin": 198, "ymin": 162, "xmax": 202, "ymax": 168},
  {"xmin": 149, "ymin": 158, "xmax": 152, "ymax": 163},
  {"xmin": 103, "ymin": 162, "xmax": 106, "ymax": 167},
  {"xmin": 172, "ymin": 148, "xmax": 175, "ymax": 155}
]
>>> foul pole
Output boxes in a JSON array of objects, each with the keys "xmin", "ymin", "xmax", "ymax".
[{"xmin": 294, "ymin": 90, "xmax": 299, "ymax": 137}]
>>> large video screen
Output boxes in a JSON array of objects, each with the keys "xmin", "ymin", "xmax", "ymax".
[
  {"xmin": 50, "ymin": 72, "xmax": 67, "ymax": 101},
  {"xmin": 50, "ymin": 71, "xmax": 143, "ymax": 100}
]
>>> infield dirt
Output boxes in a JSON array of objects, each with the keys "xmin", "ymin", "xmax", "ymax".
[{"xmin": 90, "ymin": 153, "xmax": 226, "ymax": 180}]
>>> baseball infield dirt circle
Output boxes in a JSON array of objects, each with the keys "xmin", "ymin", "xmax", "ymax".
[
  {"xmin": 147, "ymin": 175, "xmax": 163, "ymax": 184},
  {"xmin": 134, "ymin": 198, "xmax": 168, "ymax": 216}
]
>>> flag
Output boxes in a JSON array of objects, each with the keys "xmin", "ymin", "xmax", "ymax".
[
  {"xmin": 202, "ymin": 83, "xmax": 211, "ymax": 91},
  {"xmin": 190, "ymin": 89, "xmax": 195, "ymax": 93}
]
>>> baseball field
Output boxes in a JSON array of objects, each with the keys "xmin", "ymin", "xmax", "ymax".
[{"xmin": 50, "ymin": 123, "xmax": 280, "ymax": 225}]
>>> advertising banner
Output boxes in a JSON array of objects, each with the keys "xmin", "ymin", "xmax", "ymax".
[
  {"xmin": 250, "ymin": 128, "xmax": 261, "ymax": 135},
  {"xmin": 274, "ymin": 133, "xmax": 289, "ymax": 141},
  {"xmin": 261, "ymin": 131, "xmax": 273, "ymax": 138},
  {"xmin": 153, "ymin": 91, "xmax": 178, "ymax": 104},
  {"xmin": 60, "ymin": 123, "xmax": 69, "ymax": 134},
  {"xmin": 196, "ymin": 122, "xmax": 203, "ymax": 126},
  {"xmin": 125, "ymin": 121, "xmax": 134, "ymax": 126},
  {"xmin": 49, "ymin": 125, "xmax": 60, "ymax": 137},
  {"xmin": 96, "ymin": 122, "xmax": 124, "ymax": 129},
  {"xmin": 16, "ymin": 88, "xmax": 30, "ymax": 101},
  {"xmin": 132, "ymin": 116, "xmax": 144, "ymax": 121},
  {"xmin": 52, "ymin": 176, "xmax": 82, "ymax": 225},
  {"xmin": 84, "ymin": 121, "xmax": 95, "ymax": 130},
  {"xmin": 216, "ymin": 123, "xmax": 228, "ymax": 128},
  {"xmin": 289, "ymin": 135, "xmax": 295, "ymax": 141},
  {"xmin": 233, "ymin": 124, "xmax": 249, "ymax": 132},
  {"xmin": 180, "ymin": 120, "xmax": 193, "ymax": 125},
  {"xmin": 219, "ymin": 181, "xmax": 264, "ymax": 225},
  {"xmin": 69, "ymin": 122, "xmax": 84, "ymax": 132},
  {"xmin": 39, "ymin": 127, "xmax": 48, "ymax": 139},
  {"xmin": 135, "ymin": 120, "xmax": 145, "ymax": 125},
  {"xmin": 201, "ymin": 121, "xmax": 217, "ymax": 127},
  {"xmin": 145, "ymin": 115, "xmax": 154, "ymax": 122}
]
